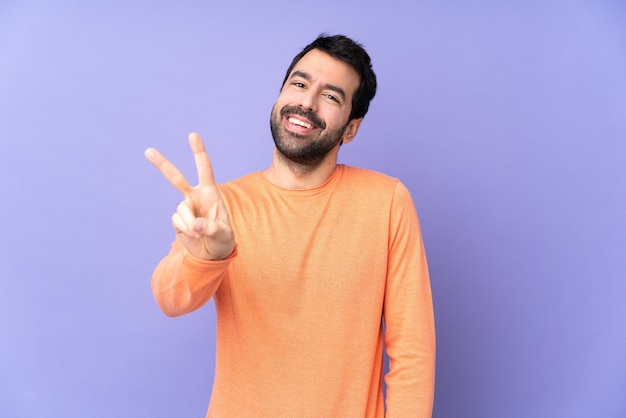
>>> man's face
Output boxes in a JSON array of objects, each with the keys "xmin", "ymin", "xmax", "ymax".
[{"xmin": 270, "ymin": 49, "xmax": 361, "ymax": 167}]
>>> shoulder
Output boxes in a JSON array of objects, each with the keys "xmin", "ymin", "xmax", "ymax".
[
  {"xmin": 338, "ymin": 165, "xmax": 406, "ymax": 193},
  {"xmin": 338, "ymin": 165, "xmax": 416, "ymax": 209},
  {"xmin": 340, "ymin": 165, "xmax": 395, "ymax": 181},
  {"xmin": 216, "ymin": 173, "xmax": 268, "ymax": 215},
  {"xmin": 219, "ymin": 172, "xmax": 264, "ymax": 195}
]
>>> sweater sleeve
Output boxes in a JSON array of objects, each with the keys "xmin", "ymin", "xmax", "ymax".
[
  {"xmin": 383, "ymin": 182, "xmax": 436, "ymax": 417},
  {"xmin": 151, "ymin": 238, "xmax": 237, "ymax": 317}
]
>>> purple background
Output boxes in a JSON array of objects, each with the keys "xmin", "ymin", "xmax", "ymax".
[{"xmin": 1, "ymin": 1, "xmax": 625, "ymax": 417}]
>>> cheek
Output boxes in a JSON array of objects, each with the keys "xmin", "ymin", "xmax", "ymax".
[
  {"xmin": 324, "ymin": 110, "xmax": 351, "ymax": 131},
  {"xmin": 275, "ymin": 89, "xmax": 297, "ymax": 106}
]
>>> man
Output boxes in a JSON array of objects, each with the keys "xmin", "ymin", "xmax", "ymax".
[{"xmin": 145, "ymin": 34, "xmax": 435, "ymax": 417}]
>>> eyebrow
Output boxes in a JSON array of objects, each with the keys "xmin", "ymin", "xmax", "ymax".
[{"xmin": 290, "ymin": 70, "xmax": 347, "ymax": 102}]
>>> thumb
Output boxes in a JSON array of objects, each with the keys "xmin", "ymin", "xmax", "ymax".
[
  {"xmin": 193, "ymin": 217, "xmax": 227, "ymax": 239},
  {"xmin": 192, "ymin": 218, "xmax": 207, "ymax": 236}
]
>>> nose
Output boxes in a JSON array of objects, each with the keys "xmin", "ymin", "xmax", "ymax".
[{"xmin": 298, "ymin": 89, "xmax": 318, "ymax": 112}]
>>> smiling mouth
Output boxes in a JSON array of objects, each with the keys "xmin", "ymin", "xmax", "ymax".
[
  {"xmin": 288, "ymin": 117, "xmax": 313, "ymax": 129},
  {"xmin": 280, "ymin": 106, "xmax": 325, "ymax": 130}
]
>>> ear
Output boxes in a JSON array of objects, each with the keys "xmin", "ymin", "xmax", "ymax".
[{"xmin": 341, "ymin": 118, "xmax": 363, "ymax": 145}]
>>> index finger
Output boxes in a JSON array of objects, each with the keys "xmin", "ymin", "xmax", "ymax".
[
  {"xmin": 188, "ymin": 132, "xmax": 216, "ymax": 186},
  {"xmin": 144, "ymin": 147, "xmax": 193, "ymax": 195}
]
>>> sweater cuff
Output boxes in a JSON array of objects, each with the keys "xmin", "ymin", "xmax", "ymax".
[{"xmin": 182, "ymin": 245, "xmax": 238, "ymax": 270}]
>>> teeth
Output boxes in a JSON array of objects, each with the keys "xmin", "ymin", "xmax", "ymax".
[{"xmin": 288, "ymin": 117, "xmax": 312, "ymax": 129}]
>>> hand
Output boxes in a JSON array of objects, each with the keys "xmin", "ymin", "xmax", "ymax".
[{"xmin": 145, "ymin": 132, "xmax": 235, "ymax": 261}]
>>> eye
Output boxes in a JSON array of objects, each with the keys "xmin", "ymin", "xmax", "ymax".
[
  {"xmin": 292, "ymin": 81, "xmax": 306, "ymax": 89},
  {"xmin": 324, "ymin": 93, "xmax": 340, "ymax": 103}
]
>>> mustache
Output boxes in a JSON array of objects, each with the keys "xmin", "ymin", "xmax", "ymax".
[{"xmin": 280, "ymin": 106, "xmax": 326, "ymax": 129}]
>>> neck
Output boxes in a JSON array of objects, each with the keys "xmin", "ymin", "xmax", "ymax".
[{"xmin": 263, "ymin": 149, "xmax": 339, "ymax": 189}]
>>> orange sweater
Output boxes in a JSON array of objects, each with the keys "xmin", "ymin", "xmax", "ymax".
[{"xmin": 151, "ymin": 165, "xmax": 435, "ymax": 417}]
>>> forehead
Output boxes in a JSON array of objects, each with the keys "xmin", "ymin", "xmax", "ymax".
[{"xmin": 290, "ymin": 49, "xmax": 360, "ymax": 98}]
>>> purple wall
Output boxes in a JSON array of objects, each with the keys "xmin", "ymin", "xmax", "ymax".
[{"xmin": 1, "ymin": 1, "xmax": 624, "ymax": 417}]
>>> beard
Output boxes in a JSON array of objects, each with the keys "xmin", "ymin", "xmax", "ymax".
[{"xmin": 270, "ymin": 104, "xmax": 348, "ymax": 168}]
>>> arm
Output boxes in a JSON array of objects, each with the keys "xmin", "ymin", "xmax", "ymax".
[
  {"xmin": 383, "ymin": 182, "xmax": 436, "ymax": 417},
  {"xmin": 145, "ymin": 133, "xmax": 236, "ymax": 316},
  {"xmin": 151, "ymin": 238, "xmax": 237, "ymax": 317}
]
